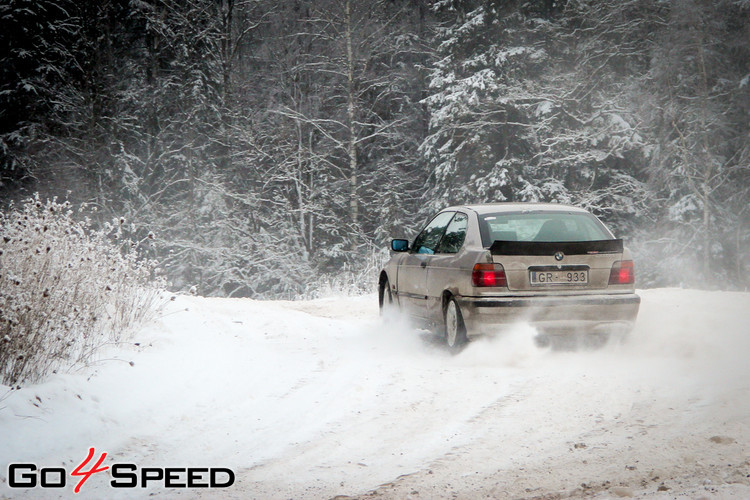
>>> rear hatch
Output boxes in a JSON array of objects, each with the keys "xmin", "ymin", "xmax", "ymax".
[{"xmin": 489, "ymin": 239, "xmax": 623, "ymax": 292}]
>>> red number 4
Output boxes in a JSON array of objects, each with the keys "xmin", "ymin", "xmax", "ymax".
[{"xmin": 71, "ymin": 447, "xmax": 109, "ymax": 493}]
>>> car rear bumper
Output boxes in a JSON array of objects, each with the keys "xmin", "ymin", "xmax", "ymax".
[{"xmin": 456, "ymin": 292, "xmax": 640, "ymax": 338}]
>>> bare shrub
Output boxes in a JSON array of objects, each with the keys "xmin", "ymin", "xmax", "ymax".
[{"xmin": 0, "ymin": 196, "xmax": 164, "ymax": 385}]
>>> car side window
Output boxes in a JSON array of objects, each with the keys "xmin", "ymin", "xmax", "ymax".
[
  {"xmin": 436, "ymin": 212, "xmax": 468, "ymax": 254},
  {"xmin": 412, "ymin": 211, "xmax": 455, "ymax": 255}
]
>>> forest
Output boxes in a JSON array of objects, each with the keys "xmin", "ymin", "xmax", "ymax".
[{"xmin": 1, "ymin": 0, "xmax": 749, "ymax": 298}]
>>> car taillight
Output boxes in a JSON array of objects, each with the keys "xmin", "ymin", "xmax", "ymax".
[
  {"xmin": 472, "ymin": 263, "xmax": 507, "ymax": 287},
  {"xmin": 608, "ymin": 260, "xmax": 634, "ymax": 285}
]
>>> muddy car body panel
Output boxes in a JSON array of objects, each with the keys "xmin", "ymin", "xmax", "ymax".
[{"xmin": 379, "ymin": 203, "xmax": 640, "ymax": 345}]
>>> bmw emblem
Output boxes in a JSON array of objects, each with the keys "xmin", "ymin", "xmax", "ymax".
[{"xmin": 554, "ymin": 251, "xmax": 564, "ymax": 261}]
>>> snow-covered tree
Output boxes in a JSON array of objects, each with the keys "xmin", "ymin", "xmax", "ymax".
[
  {"xmin": 637, "ymin": 0, "xmax": 750, "ymax": 287},
  {"xmin": 422, "ymin": 0, "xmax": 652, "ymax": 234}
]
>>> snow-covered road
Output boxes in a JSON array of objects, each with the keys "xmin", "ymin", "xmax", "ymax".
[{"xmin": 1, "ymin": 289, "xmax": 749, "ymax": 499}]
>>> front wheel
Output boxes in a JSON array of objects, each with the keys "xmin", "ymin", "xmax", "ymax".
[
  {"xmin": 379, "ymin": 277, "xmax": 396, "ymax": 318},
  {"xmin": 444, "ymin": 297, "xmax": 468, "ymax": 350}
]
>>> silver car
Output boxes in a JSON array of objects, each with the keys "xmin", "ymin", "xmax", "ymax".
[{"xmin": 378, "ymin": 203, "xmax": 640, "ymax": 349}]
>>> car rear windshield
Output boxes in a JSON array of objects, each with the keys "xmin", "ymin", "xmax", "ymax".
[{"xmin": 478, "ymin": 211, "xmax": 612, "ymax": 248}]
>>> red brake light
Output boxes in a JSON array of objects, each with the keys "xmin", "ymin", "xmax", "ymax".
[
  {"xmin": 472, "ymin": 263, "xmax": 507, "ymax": 287},
  {"xmin": 609, "ymin": 260, "xmax": 634, "ymax": 285}
]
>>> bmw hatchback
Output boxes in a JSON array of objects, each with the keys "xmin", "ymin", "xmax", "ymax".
[{"xmin": 378, "ymin": 203, "xmax": 640, "ymax": 349}]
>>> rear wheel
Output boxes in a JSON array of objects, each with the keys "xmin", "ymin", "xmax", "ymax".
[{"xmin": 444, "ymin": 297, "xmax": 467, "ymax": 350}]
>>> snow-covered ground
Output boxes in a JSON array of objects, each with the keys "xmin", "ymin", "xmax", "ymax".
[{"xmin": 1, "ymin": 288, "xmax": 749, "ymax": 499}]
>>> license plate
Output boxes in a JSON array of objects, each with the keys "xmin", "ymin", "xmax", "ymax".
[{"xmin": 530, "ymin": 270, "xmax": 588, "ymax": 285}]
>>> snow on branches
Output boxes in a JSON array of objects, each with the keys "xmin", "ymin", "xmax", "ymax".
[{"xmin": 0, "ymin": 196, "xmax": 164, "ymax": 385}]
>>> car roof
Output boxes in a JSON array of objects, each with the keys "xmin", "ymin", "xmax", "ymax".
[{"xmin": 444, "ymin": 203, "xmax": 591, "ymax": 215}]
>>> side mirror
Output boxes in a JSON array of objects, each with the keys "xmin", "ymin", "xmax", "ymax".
[{"xmin": 391, "ymin": 239, "xmax": 409, "ymax": 252}]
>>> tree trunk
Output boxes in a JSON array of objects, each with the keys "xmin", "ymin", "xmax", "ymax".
[
  {"xmin": 220, "ymin": 0, "xmax": 234, "ymax": 172},
  {"xmin": 345, "ymin": 0, "xmax": 359, "ymax": 245},
  {"xmin": 698, "ymin": 32, "xmax": 711, "ymax": 281}
]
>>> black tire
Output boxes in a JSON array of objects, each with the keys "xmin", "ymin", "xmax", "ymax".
[
  {"xmin": 444, "ymin": 297, "xmax": 468, "ymax": 350},
  {"xmin": 379, "ymin": 277, "xmax": 395, "ymax": 317}
]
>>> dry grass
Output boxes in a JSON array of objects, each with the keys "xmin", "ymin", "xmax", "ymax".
[{"xmin": 0, "ymin": 196, "xmax": 164, "ymax": 386}]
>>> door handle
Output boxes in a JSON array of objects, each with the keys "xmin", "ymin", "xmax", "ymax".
[{"xmin": 420, "ymin": 261, "xmax": 427, "ymax": 268}]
